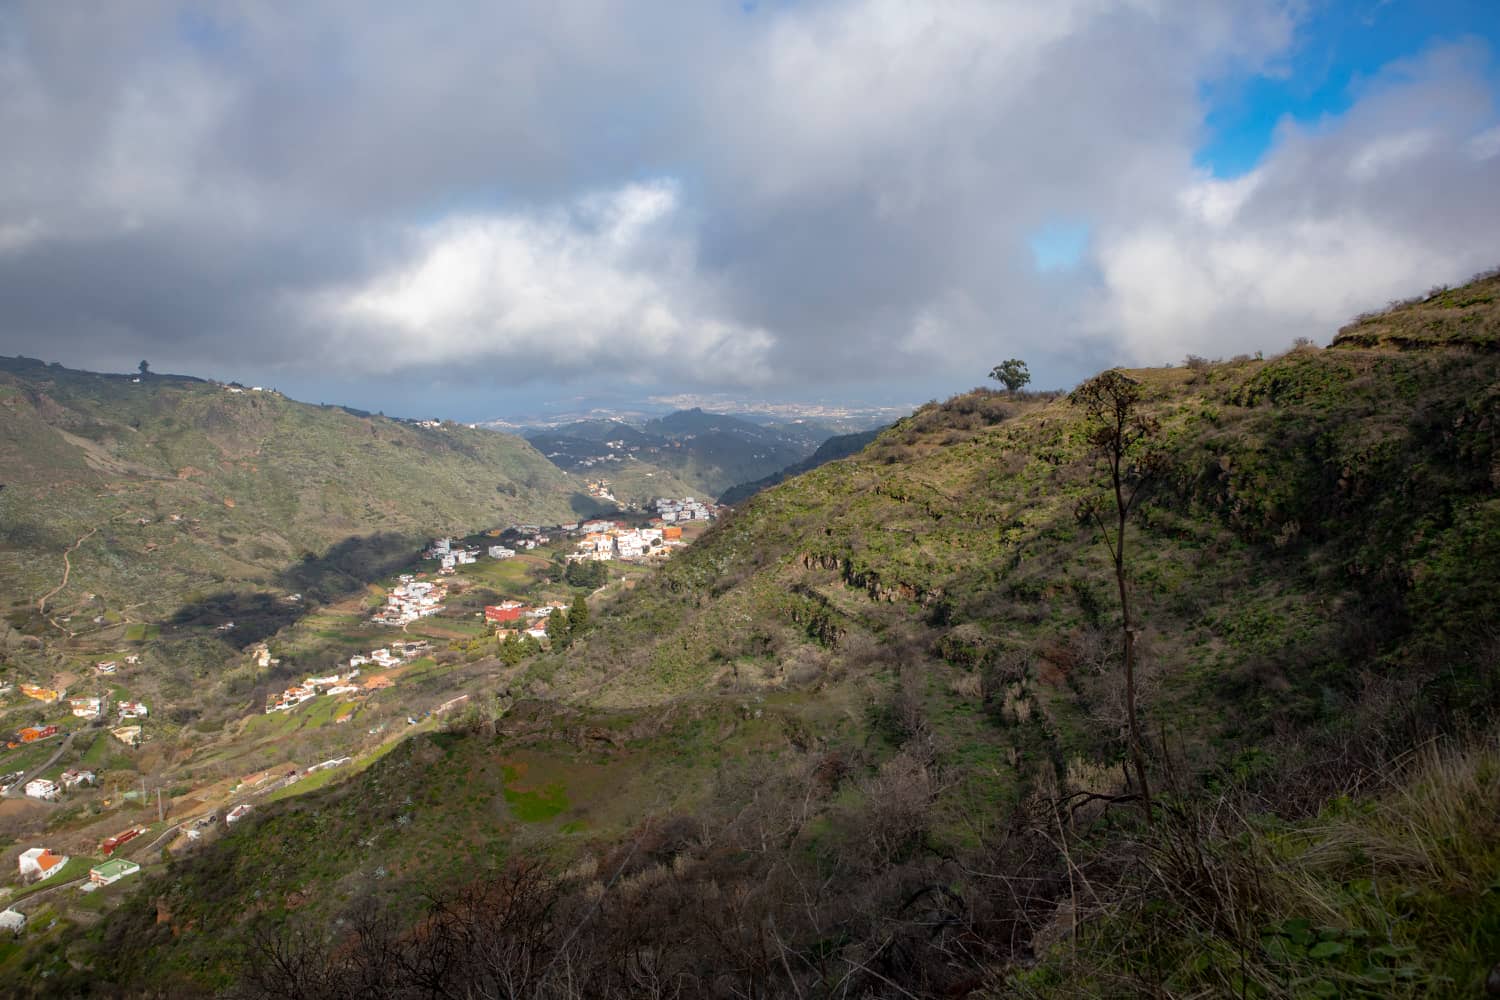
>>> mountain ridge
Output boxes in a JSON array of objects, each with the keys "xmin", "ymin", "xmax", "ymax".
[
  {"xmin": 0, "ymin": 356, "xmax": 586, "ymax": 659},
  {"xmin": 524, "ymin": 406, "xmax": 832, "ymax": 501}
]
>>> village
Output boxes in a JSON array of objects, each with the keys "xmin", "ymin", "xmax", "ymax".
[
  {"xmin": 263, "ymin": 639, "xmax": 430, "ymax": 714},
  {"xmin": 482, "ymin": 598, "xmax": 571, "ymax": 638},
  {"xmin": 370, "ymin": 576, "xmax": 449, "ymax": 626},
  {"xmin": 8, "ymin": 678, "xmax": 150, "ymax": 752},
  {"xmin": 416, "ymin": 496, "xmax": 719, "ymax": 576},
  {"xmin": 0, "ymin": 497, "xmax": 721, "ymax": 939},
  {"xmin": 1, "ymin": 766, "xmax": 307, "ymax": 935}
]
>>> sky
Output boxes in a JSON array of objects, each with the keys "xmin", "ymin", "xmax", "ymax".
[{"xmin": 0, "ymin": 1, "xmax": 1497, "ymax": 422}]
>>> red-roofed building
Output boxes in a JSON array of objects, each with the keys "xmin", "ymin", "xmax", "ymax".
[{"xmin": 18, "ymin": 848, "xmax": 68, "ymax": 882}]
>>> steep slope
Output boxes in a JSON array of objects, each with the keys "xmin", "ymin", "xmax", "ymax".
[
  {"xmin": 717, "ymin": 426, "xmax": 886, "ymax": 505},
  {"xmin": 13, "ymin": 272, "xmax": 1500, "ymax": 997},
  {"xmin": 0, "ymin": 358, "xmax": 582, "ymax": 632},
  {"xmin": 1332, "ymin": 269, "xmax": 1500, "ymax": 351},
  {"xmin": 559, "ymin": 272, "xmax": 1500, "ymax": 731}
]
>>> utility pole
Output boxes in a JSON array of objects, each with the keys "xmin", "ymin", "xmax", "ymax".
[{"xmin": 157, "ymin": 787, "xmax": 163, "ymax": 823}]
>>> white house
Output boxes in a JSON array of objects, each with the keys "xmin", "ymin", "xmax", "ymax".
[
  {"xmin": 226, "ymin": 804, "xmax": 254, "ymax": 825},
  {"xmin": 24, "ymin": 779, "xmax": 58, "ymax": 801},
  {"xmin": 0, "ymin": 910, "xmax": 25, "ymax": 935},
  {"xmin": 117, "ymin": 700, "xmax": 149, "ymax": 719},
  {"xmin": 18, "ymin": 848, "xmax": 68, "ymax": 882},
  {"xmin": 60, "ymin": 768, "xmax": 96, "ymax": 790},
  {"xmin": 70, "ymin": 696, "xmax": 103, "ymax": 719}
]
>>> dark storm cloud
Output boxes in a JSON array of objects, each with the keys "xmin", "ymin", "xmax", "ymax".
[{"xmin": 0, "ymin": 1, "xmax": 1497, "ymax": 400}]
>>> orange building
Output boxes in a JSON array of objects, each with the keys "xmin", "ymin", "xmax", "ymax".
[{"xmin": 19, "ymin": 684, "xmax": 60, "ymax": 703}]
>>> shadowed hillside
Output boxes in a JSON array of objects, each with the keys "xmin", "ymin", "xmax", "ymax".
[
  {"xmin": 0, "ymin": 358, "xmax": 580, "ymax": 631},
  {"xmin": 717, "ymin": 426, "xmax": 886, "ymax": 505}
]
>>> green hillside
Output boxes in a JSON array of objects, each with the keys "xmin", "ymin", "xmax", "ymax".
[
  {"xmin": 8, "ymin": 272, "xmax": 1500, "ymax": 997},
  {"xmin": 0, "ymin": 359, "xmax": 581, "ymax": 623},
  {"xmin": 717, "ymin": 426, "xmax": 886, "ymax": 505}
]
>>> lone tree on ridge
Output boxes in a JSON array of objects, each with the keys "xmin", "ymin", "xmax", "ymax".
[{"xmin": 989, "ymin": 359, "xmax": 1031, "ymax": 393}]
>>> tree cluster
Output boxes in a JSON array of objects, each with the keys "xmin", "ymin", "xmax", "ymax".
[{"xmin": 564, "ymin": 559, "xmax": 608, "ymax": 589}]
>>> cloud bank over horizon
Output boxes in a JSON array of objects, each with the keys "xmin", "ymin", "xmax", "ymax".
[{"xmin": 0, "ymin": 1, "xmax": 1497, "ymax": 414}]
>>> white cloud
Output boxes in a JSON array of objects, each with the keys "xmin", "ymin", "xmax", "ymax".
[
  {"xmin": 0, "ymin": 2, "xmax": 1495, "ymax": 401},
  {"xmin": 1178, "ymin": 173, "xmax": 1262, "ymax": 227},
  {"xmin": 1347, "ymin": 129, "xmax": 1436, "ymax": 181},
  {"xmin": 1093, "ymin": 42, "xmax": 1500, "ymax": 363},
  {"xmin": 311, "ymin": 181, "xmax": 775, "ymax": 385}
]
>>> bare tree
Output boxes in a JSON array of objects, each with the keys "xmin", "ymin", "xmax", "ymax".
[{"xmin": 1069, "ymin": 369, "xmax": 1163, "ymax": 825}]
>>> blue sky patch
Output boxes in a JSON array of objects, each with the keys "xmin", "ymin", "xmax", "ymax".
[
  {"xmin": 1196, "ymin": 0, "xmax": 1500, "ymax": 177},
  {"xmin": 1029, "ymin": 221, "xmax": 1091, "ymax": 272}
]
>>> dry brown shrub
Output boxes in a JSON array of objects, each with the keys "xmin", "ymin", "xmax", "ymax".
[{"xmin": 949, "ymin": 670, "xmax": 984, "ymax": 701}]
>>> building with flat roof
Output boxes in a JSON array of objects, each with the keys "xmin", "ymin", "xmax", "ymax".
[{"xmin": 89, "ymin": 858, "xmax": 141, "ymax": 886}]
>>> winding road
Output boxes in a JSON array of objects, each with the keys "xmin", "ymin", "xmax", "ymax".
[
  {"xmin": 136, "ymin": 822, "xmax": 182, "ymax": 858},
  {"xmin": 5, "ymin": 821, "xmax": 181, "ymax": 915},
  {"xmin": 7, "ymin": 873, "xmax": 89, "ymax": 913},
  {"xmin": 1, "ymin": 732, "xmax": 76, "ymax": 799}
]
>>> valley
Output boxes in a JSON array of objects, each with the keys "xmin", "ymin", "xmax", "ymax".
[
  {"xmin": 0, "ymin": 273, "xmax": 1497, "ymax": 996},
  {"xmin": 5, "ymin": 5, "xmax": 1498, "ymax": 995},
  {"xmin": 0, "ymin": 509, "xmax": 723, "ymax": 956},
  {"xmin": 523, "ymin": 407, "xmax": 886, "ymax": 504}
]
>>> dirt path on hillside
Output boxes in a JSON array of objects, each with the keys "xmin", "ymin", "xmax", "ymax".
[{"xmin": 37, "ymin": 527, "xmax": 99, "ymax": 614}]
